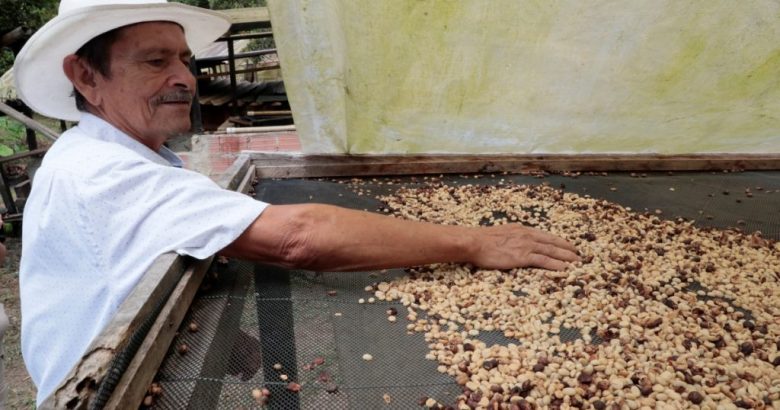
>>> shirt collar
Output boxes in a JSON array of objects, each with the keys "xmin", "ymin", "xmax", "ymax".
[{"xmin": 76, "ymin": 112, "xmax": 184, "ymax": 168}]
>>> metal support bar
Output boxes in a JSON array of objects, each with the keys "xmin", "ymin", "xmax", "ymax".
[{"xmin": 227, "ymin": 38, "xmax": 238, "ymax": 115}]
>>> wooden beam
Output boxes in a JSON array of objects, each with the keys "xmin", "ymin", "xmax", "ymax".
[
  {"xmin": 0, "ymin": 147, "xmax": 47, "ymax": 164},
  {"xmin": 245, "ymin": 153, "xmax": 780, "ymax": 179},
  {"xmin": 195, "ymin": 63, "xmax": 280, "ymax": 80},
  {"xmin": 246, "ymin": 110, "xmax": 292, "ymax": 116},
  {"xmin": 103, "ymin": 258, "xmax": 211, "ymax": 410},
  {"xmin": 0, "ymin": 101, "xmax": 59, "ymax": 142},
  {"xmin": 237, "ymin": 164, "xmax": 257, "ymax": 195},
  {"xmin": 219, "ymin": 7, "xmax": 272, "ymax": 31},
  {"xmin": 217, "ymin": 153, "xmax": 253, "ymax": 190},
  {"xmin": 195, "ymin": 48, "xmax": 276, "ymax": 63}
]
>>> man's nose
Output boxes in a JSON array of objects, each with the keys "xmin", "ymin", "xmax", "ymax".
[{"xmin": 169, "ymin": 59, "xmax": 196, "ymax": 90}]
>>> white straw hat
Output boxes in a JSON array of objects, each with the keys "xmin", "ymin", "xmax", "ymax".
[{"xmin": 13, "ymin": 0, "xmax": 231, "ymax": 121}]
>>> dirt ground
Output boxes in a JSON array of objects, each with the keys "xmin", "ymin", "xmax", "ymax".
[{"xmin": 1, "ymin": 237, "xmax": 36, "ymax": 409}]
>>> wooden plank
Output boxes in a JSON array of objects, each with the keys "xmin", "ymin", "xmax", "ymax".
[
  {"xmin": 103, "ymin": 258, "xmax": 212, "ymax": 410},
  {"xmin": 41, "ymin": 254, "xmax": 185, "ymax": 409},
  {"xmin": 217, "ymin": 153, "xmax": 253, "ymax": 190},
  {"xmin": 246, "ymin": 153, "xmax": 780, "ymax": 178},
  {"xmin": 219, "ymin": 7, "xmax": 272, "ymax": 31},
  {"xmin": 196, "ymin": 63, "xmax": 280, "ymax": 80},
  {"xmin": 195, "ymin": 48, "xmax": 277, "ymax": 63},
  {"xmin": 0, "ymin": 101, "xmax": 59, "ymax": 142},
  {"xmin": 0, "ymin": 147, "xmax": 48, "ymax": 164},
  {"xmin": 236, "ymin": 164, "xmax": 257, "ymax": 195},
  {"xmin": 247, "ymin": 110, "xmax": 292, "ymax": 116}
]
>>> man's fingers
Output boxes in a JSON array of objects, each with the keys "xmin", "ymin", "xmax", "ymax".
[
  {"xmin": 532, "ymin": 242, "xmax": 580, "ymax": 263},
  {"xmin": 526, "ymin": 253, "xmax": 569, "ymax": 271},
  {"xmin": 528, "ymin": 229, "xmax": 579, "ymax": 253}
]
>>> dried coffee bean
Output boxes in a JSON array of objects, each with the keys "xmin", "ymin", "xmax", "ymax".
[
  {"xmin": 325, "ymin": 383, "xmax": 339, "ymax": 394},
  {"xmin": 740, "ymin": 342, "xmax": 754, "ymax": 356},
  {"xmin": 687, "ymin": 391, "xmax": 704, "ymax": 404},
  {"xmin": 577, "ymin": 371, "xmax": 593, "ymax": 384},
  {"xmin": 286, "ymin": 382, "xmax": 301, "ymax": 393},
  {"xmin": 734, "ymin": 399, "xmax": 754, "ymax": 409},
  {"xmin": 483, "ymin": 359, "xmax": 498, "ymax": 370}
]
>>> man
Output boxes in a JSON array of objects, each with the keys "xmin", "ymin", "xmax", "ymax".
[{"xmin": 14, "ymin": 0, "xmax": 578, "ymax": 405}]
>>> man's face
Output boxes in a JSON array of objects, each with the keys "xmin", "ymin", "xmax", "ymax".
[{"xmin": 93, "ymin": 22, "xmax": 195, "ymax": 149}]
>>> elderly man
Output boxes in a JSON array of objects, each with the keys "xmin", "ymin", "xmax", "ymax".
[{"xmin": 14, "ymin": 0, "xmax": 578, "ymax": 404}]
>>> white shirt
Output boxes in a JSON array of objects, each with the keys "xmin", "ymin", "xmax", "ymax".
[{"xmin": 20, "ymin": 113, "xmax": 267, "ymax": 404}]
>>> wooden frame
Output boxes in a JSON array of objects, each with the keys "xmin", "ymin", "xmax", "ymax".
[
  {"xmin": 248, "ymin": 152, "xmax": 780, "ymax": 179},
  {"xmin": 40, "ymin": 157, "xmax": 256, "ymax": 410}
]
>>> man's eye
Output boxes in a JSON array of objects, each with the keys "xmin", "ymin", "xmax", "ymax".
[{"xmin": 147, "ymin": 59, "xmax": 165, "ymax": 67}]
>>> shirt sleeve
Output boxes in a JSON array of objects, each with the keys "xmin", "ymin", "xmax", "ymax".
[{"xmin": 81, "ymin": 159, "xmax": 268, "ymax": 262}]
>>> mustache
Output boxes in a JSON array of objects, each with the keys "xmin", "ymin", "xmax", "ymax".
[{"xmin": 151, "ymin": 90, "xmax": 194, "ymax": 105}]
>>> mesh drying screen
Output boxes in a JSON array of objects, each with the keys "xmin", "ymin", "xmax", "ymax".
[{"xmin": 150, "ymin": 171, "xmax": 780, "ymax": 409}]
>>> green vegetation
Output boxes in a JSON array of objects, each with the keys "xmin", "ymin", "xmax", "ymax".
[
  {"xmin": 0, "ymin": 0, "xmax": 58, "ymax": 74},
  {"xmin": 0, "ymin": 117, "xmax": 25, "ymax": 155},
  {"xmin": 173, "ymin": 0, "xmax": 265, "ymax": 9},
  {"xmin": 0, "ymin": 0, "xmax": 57, "ymax": 33}
]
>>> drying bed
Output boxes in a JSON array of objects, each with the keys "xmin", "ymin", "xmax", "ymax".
[{"xmin": 150, "ymin": 171, "xmax": 780, "ymax": 409}]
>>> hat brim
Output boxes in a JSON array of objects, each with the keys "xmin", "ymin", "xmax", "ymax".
[{"xmin": 14, "ymin": 3, "xmax": 230, "ymax": 121}]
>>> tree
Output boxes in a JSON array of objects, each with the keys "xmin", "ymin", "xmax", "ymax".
[
  {"xmin": 172, "ymin": 0, "xmax": 264, "ymax": 9},
  {"xmin": 0, "ymin": 0, "xmax": 58, "ymax": 74}
]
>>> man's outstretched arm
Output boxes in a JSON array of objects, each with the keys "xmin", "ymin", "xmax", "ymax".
[{"xmin": 221, "ymin": 204, "xmax": 579, "ymax": 271}]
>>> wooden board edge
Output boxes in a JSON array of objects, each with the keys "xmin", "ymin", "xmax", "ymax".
[
  {"xmin": 246, "ymin": 153, "xmax": 780, "ymax": 178},
  {"xmin": 217, "ymin": 153, "xmax": 252, "ymax": 190},
  {"xmin": 103, "ymin": 257, "xmax": 212, "ymax": 409},
  {"xmin": 41, "ymin": 253, "xmax": 184, "ymax": 409},
  {"xmin": 237, "ymin": 164, "xmax": 257, "ymax": 195}
]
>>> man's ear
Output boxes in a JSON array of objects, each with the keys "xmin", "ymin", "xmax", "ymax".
[{"xmin": 62, "ymin": 55, "xmax": 102, "ymax": 107}]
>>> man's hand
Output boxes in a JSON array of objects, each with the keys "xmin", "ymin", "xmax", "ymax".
[{"xmin": 467, "ymin": 224, "xmax": 579, "ymax": 271}]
